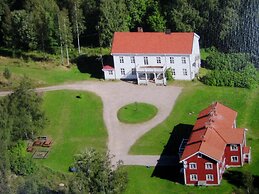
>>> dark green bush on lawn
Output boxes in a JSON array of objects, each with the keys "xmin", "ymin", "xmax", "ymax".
[{"xmin": 203, "ymin": 52, "xmax": 258, "ymax": 89}]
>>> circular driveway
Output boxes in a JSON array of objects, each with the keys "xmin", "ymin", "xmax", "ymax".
[{"xmin": 1, "ymin": 81, "xmax": 182, "ymax": 166}]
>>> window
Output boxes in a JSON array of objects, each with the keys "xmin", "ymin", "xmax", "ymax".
[
  {"xmin": 108, "ymin": 70, "xmax": 113, "ymax": 75},
  {"xmin": 230, "ymin": 144, "xmax": 238, "ymax": 151},
  {"xmin": 119, "ymin": 56, "xmax": 124, "ymax": 63},
  {"xmin": 182, "ymin": 57, "xmax": 186, "ymax": 64},
  {"xmin": 206, "ymin": 174, "xmax": 214, "ymax": 181},
  {"xmin": 172, "ymin": 69, "xmax": 176, "ymax": 76},
  {"xmin": 205, "ymin": 163, "xmax": 213, "ymax": 170},
  {"xmin": 197, "ymin": 153, "xmax": 202, "ymax": 158},
  {"xmin": 132, "ymin": 68, "xmax": 136, "ymax": 75},
  {"xmin": 189, "ymin": 163, "xmax": 197, "ymax": 169},
  {"xmin": 156, "ymin": 57, "xmax": 161, "ymax": 64},
  {"xmin": 231, "ymin": 156, "xmax": 239, "ymax": 162},
  {"xmin": 183, "ymin": 69, "xmax": 187, "ymax": 76},
  {"xmin": 120, "ymin": 68, "xmax": 125, "ymax": 75},
  {"xmin": 190, "ymin": 174, "xmax": 198, "ymax": 181},
  {"xmin": 144, "ymin": 57, "xmax": 148, "ymax": 65},
  {"xmin": 170, "ymin": 57, "xmax": 174, "ymax": 64},
  {"xmin": 130, "ymin": 56, "xmax": 135, "ymax": 63}
]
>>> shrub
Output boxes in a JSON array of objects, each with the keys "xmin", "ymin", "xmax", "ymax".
[
  {"xmin": 165, "ymin": 67, "xmax": 174, "ymax": 81},
  {"xmin": 3, "ymin": 67, "xmax": 11, "ymax": 80},
  {"xmin": 203, "ymin": 52, "xmax": 258, "ymax": 89},
  {"xmin": 9, "ymin": 141, "xmax": 37, "ymax": 176}
]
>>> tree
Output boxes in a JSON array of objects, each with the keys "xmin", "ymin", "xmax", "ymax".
[
  {"xmin": 26, "ymin": 0, "xmax": 60, "ymax": 53},
  {"xmin": 70, "ymin": 148, "xmax": 127, "ymax": 194},
  {"xmin": 169, "ymin": 0, "xmax": 203, "ymax": 32},
  {"xmin": 146, "ymin": 1, "xmax": 166, "ymax": 31},
  {"xmin": 68, "ymin": 0, "xmax": 85, "ymax": 54},
  {"xmin": 126, "ymin": 0, "xmax": 148, "ymax": 30},
  {"xmin": 7, "ymin": 77, "xmax": 47, "ymax": 140},
  {"xmin": 10, "ymin": 10, "xmax": 37, "ymax": 50},
  {"xmin": 58, "ymin": 9, "xmax": 73, "ymax": 65},
  {"xmin": 98, "ymin": 0, "xmax": 130, "ymax": 47},
  {"xmin": 0, "ymin": 97, "xmax": 11, "ymax": 193}
]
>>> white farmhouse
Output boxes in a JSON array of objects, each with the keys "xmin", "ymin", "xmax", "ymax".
[{"xmin": 102, "ymin": 31, "xmax": 201, "ymax": 85}]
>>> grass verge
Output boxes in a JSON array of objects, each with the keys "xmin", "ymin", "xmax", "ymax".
[{"xmin": 117, "ymin": 102, "xmax": 158, "ymax": 124}]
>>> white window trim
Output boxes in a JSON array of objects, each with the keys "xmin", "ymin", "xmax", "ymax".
[
  {"xmin": 189, "ymin": 163, "xmax": 197, "ymax": 169},
  {"xmin": 206, "ymin": 174, "xmax": 214, "ymax": 181},
  {"xmin": 130, "ymin": 56, "xmax": 135, "ymax": 63},
  {"xmin": 120, "ymin": 68, "xmax": 125, "ymax": 75},
  {"xmin": 108, "ymin": 70, "xmax": 113, "ymax": 75},
  {"xmin": 205, "ymin": 162, "xmax": 213, "ymax": 170},
  {"xmin": 190, "ymin": 174, "xmax": 198, "ymax": 181},
  {"xmin": 182, "ymin": 57, "xmax": 187, "ymax": 64},
  {"xmin": 172, "ymin": 69, "xmax": 176, "ymax": 76},
  {"xmin": 144, "ymin": 57, "xmax": 148, "ymax": 65},
  {"xmin": 230, "ymin": 144, "xmax": 238, "ymax": 151},
  {"xmin": 119, "ymin": 56, "xmax": 124, "ymax": 63},
  {"xmin": 231, "ymin": 156, "xmax": 239, "ymax": 162},
  {"xmin": 170, "ymin": 57, "xmax": 174, "ymax": 64},
  {"xmin": 183, "ymin": 69, "xmax": 187, "ymax": 76},
  {"xmin": 156, "ymin": 57, "xmax": 161, "ymax": 64}
]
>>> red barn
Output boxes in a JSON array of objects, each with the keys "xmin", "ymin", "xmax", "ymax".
[{"xmin": 179, "ymin": 102, "xmax": 251, "ymax": 186}]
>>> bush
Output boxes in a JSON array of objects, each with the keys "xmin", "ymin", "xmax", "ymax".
[
  {"xmin": 9, "ymin": 141, "xmax": 37, "ymax": 176},
  {"xmin": 202, "ymin": 52, "xmax": 258, "ymax": 89},
  {"xmin": 165, "ymin": 68, "xmax": 174, "ymax": 81},
  {"xmin": 3, "ymin": 67, "xmax": 11, "ymax": 80}
]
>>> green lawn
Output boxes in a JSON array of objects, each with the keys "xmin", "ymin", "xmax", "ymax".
[
  {"xmin": 37, "ymin": 90, "xmax": 107, "ymax": 172},
  {"xmin": 0, "ymin": 56, "xmax": 94, "ymax": 88},
  {"xmin": 124, "ymin": 166, "xmax": 234, "ymax": 194},
  {"xmin": 117, "ymin": 102, "xmax": 158, "ymax": 124},
  {"xmin": 129, "ymin": 85, "xmax": 259, "ymax": 175}
]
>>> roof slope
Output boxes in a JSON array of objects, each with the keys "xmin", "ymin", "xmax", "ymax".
[
  {"xmin": 111, "ymin": 32, "xmax": 195, "ymax": 54},
  {"xmin": 180, "ymin": 102, "xmax": 245, "ymax": 162}
]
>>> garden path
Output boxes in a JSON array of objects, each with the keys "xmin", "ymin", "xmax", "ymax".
[{"xmin": 0, "ymin": 81, "xmax": 182, "ymax": 166}]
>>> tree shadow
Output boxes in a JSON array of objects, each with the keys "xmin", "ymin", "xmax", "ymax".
[
  {"xmin": 73, "ymin": 55, "xmax": 113, "ymax": 79},
  {"xmin": 224, "ymin": 170, "xmax": 259, "ymax": 192},
  {"xmin": 151, "ymin": 123, "xmax": 193, "ymax": 184}
]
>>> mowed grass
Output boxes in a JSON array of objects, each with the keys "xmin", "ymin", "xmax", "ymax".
[
  {"xmin": 129, "ymin": 85, "xmax": 259, "ymax": 173},
  {"xmin": 126, "ymin": 85, "xmax": 259, "ymax": 194},
  {"xmin": 123, "ymin": 166, "xmax": 233, "ymax": 194},
  {"xmin": 0, "ymin": 56, "xmax": 92, "ymax": 88},
  {"xmin": 37, "ymin": 90, "xmax": 107, "ymax": 172},
  {"xmin": 117, "ymin": 102, "xmax": 158, "ymax": 124}
]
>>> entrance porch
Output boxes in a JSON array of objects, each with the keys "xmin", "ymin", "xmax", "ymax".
[{"xmin": 136, "ymin": 65, "xmax": 167, "ymax": 86}]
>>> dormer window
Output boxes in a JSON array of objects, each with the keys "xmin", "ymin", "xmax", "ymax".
[{"xmin": 230, "ymin": 144, "xmax": 238, "ymax": 151}]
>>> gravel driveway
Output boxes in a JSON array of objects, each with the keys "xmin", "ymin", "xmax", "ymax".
[{"xmin": 1, "ymin": 81, "xmax": 182, "ymax": 166}]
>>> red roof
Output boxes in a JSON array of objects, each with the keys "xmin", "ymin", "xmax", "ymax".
[
  {"xmin": 102, "ymin": 65, "xmax": 114, "ymax": 70},
  {"xmin": 181, "ymin": 102, "xmax": 245, "ymax": 162},
  {"xmin": 111, "ymin": 32, "xmax": 196, "ymax": 54}
]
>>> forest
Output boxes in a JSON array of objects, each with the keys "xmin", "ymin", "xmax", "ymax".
[{"xmin": 0, "ymin": 0, "xmax": 258, "ymax": 64}]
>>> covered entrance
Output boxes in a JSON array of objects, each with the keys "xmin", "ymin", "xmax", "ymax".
[{"xmin": 136, "ymin": 65, "xmax": 167, "ymax": 86}]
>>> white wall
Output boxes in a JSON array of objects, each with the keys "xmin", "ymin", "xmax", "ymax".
[
  {"xmin": 112, "ymin": 34, "xmax": 201, "ymax": 81},
  {"xmin": 103, "ymin": 70, "xmax": 116, "ymax": 79}
]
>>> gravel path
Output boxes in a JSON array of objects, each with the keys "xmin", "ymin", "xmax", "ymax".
[{"xmin": 0, "ymin": 81, "xmax": 182, "ymax": 166}]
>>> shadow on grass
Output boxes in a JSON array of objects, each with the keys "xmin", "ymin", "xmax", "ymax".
[
  {"xmin": 151, "ymin": 123, "xmax": 193, "ymax": 184},
  {"xmin": 224, "ymin": 170, "xmax": 259, "ymax": 193},
  {"xmin": 73, "ymin": 55, "xmax": 113, "ymax": 79}
]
